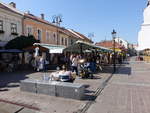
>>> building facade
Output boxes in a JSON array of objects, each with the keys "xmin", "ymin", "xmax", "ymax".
[
  {"xmin": 58, "ymin": 28, "xmax": 72, "ymax": 46},
  {"xmin": 23, "ymin": 13, "xmax": 84, "ymax": 46},
  {"xmin": 23, "ymin": 13, "xmax": 59, "ymax": 45},
  {"xmin": 95, "ymin": 40, "xmax": 121, "ymax": 49},
  {"xmin": 138, "ymin": 0, "xmax": 150, "ymax": 50},
  {"xmin": 67, "ymin": 29, "xmax": 93, "ymax": 44},
  {"xmin": 0, "ymin": 1, "xmax": 92, "ymax": 48},
  {"xmin": 115, "ymin": 37, "xmax": 128, "ymax": 49},
  {"xmin": 0, "ymin": 2, "xmax": 23, "ymax": 47}
]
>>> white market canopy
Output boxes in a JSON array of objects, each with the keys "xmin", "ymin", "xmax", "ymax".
[
  {"xmin": 33, "ymin": 41, "xmax": 111, "ymax": 54},
  {"xmin": 63, "ymin": 40, "xmax": 112, "ymax": 53},
  {"xmin": 33, "ymin": 43, "xmax": 66, "ymax": 53}
]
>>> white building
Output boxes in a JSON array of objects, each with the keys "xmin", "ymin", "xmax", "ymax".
[
  {"xmin": 115, "ymin": 37, "xmax": 128, "ymax": 49},
  {"xmin": 0, "ymin": 2, "xmax": 23, "ymax": 47},
  {"xmin": 138, "ymin": 0, "xmax": 150, "ymax": 50}
]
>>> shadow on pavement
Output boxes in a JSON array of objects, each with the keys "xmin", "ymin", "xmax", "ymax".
[
  {"xmin": 83, "ymin": 84, "xmax": 90, "ymax": 88},
  {"xmin": 98, "ymin": 66, "xmax": 113, "ymax": 74},
  {"xmin": 0, "ymin": 89, "xmax": 9, "ymax": 91},
  {"xmin": 83, "ymin": 94, "xmax": 96, "ymax": 101},
  {"xmin": 0, "ymin": 71, "xmax": 36, "ymax": 88},
  {"xmin": 84, "ymin": 90, "xmax": 95, "ymax": 94},
  {"xmin": 115, "ymin": 66, "xmax": 132, "ymax": 75},
  {"xmin": 80, "ymin": 76, "xmax": 102, "ymax": 80}
]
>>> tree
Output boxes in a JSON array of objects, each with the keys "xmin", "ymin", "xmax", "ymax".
[{"xmin": 5, "ymin": 35, "xmax": 39, "ymax": 50}]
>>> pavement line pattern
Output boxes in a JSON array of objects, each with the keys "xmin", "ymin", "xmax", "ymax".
[
  {"xmin": 14, "ymin": 107, "xmax": 24, "ymax": 113},
  {"xmin": 76, "ymin": 73, "xmax": 114, "ymax": 113},
  {"xmin": 112, "ymin": 82, "xmax": 150, "ymax": 87},
  {"xmin": 76, "ymin": 65, "xmax": 123, "ymax": 113},
  {"xmin": 0, "ymin": 99, "xmax": 40, "ymax": 111}
]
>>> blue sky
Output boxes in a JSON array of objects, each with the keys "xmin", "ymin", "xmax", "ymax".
[{"xmin": 2, "ymin": 0, "xmax": 148, "ymax": 44}]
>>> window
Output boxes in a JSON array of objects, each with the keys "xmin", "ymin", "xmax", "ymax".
[
  {"xmin": 65, "ymin": 38, "xmax": 68, "ymax": 46},
  {"xmin": 46, "ymin": 31, "xmax": 50, "ymax": 41},
  {"xmin": 27, "ymin": 26, "xmax": 33, "ymax": 36},
  {"xmin": 0, "ymin": 20, "xmax": 3, "ymax": 31},
  {"xmin": 37, "ymin": 29, "xmax": 42, "ymax": 41},
  {"xmin": 11, "ymin": 23, "xmax": 17, "ymax": 33},
  {"xmin": 53, "ymin": 33, "xmax": 56, "ymax": 43},
  {"xmin": 71, "ymin": 39, "xmax": 74, "ymax": 45},
  {"xmin": 61, "ymin": 37, "xmax": 64, "ymax": 45}
]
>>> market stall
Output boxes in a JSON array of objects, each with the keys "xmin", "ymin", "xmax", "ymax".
[
  {"xmin": 0, "ymin": 49, "xmax": 23, "ymax": 72},
  {"xmin": 63, "ymin": 40, "xmax": 112, "ymax": 53}
]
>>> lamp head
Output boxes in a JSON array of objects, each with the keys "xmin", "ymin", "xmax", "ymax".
[
  {"xmin": 111, "ymin": 29, "xmax": 117, "ymax": 39},
  {"xmin": 59, "ymin": 18, "xmax": 62, "ymax": 23},
  {"xmin": 52, "ymin": 19, "xmax": 55, "ymax": 23}
]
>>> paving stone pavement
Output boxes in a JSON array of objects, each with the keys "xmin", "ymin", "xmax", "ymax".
[
  {"xmin": 87, "ymin": 57, "xmax": 150, "ymax": 113},
  {"xmin": 0, "ymin": 66, "xmax": 113, "ymax": 113}
]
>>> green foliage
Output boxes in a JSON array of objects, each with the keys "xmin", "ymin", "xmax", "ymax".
[{"xmin": 5, "ymin": 35, "xmax": 39, "ymax": 50}]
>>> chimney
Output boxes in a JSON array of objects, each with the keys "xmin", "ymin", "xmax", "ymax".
[
  {"xmin": 41, "ymin": 13, "xmax": 44, "ymax": 20},
  {"xmin": 9, "ymin": 2, "xmax": 16, "ymax": 8}
]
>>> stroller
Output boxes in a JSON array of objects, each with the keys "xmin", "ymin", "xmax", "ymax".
[{"xmin": 78, "ymin": 59, "xmax": 93, "ymax": 79}]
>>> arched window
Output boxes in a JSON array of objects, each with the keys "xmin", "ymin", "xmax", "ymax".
[{"xmin": 37, "ymin": 29, "xmax": 42, "ymax": 41}]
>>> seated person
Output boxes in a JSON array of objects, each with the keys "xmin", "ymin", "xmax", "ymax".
[
  {"xmin": 50, "ymin": 65, "xmax": 75, "ymax": 82},
  {"xmin": 49, "ymin": 71, "xmax": 59, "ymax": 81}
]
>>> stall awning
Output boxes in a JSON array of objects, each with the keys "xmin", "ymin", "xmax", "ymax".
[
  {"xmin": 64, "ymin": 40, "xmax": 112, "ymax": 53},
  {"xmin": 0, "ymin": 49, "xmax": 23, "ymax": 53},
  {"xmin": 33, "ymin": 43, "xmax": 66, "ymax": 53},
  {"xmin": 110, "ymin": 48, "xmax": 122, "ymax": 52}
]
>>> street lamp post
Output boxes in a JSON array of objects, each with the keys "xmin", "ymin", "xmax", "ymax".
[
  {"xmin": 112, "ymin": 29, "xmax": 117, "ymax": 73},
  {"xmin": 52, "ymin": 15, "xmax": 62, "ymax": 26},
  {"xmin": 52, "ymin": 15, "xmax": 62, "ymax": 45}
]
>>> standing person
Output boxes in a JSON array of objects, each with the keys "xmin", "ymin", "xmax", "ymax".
[
  {"xmin": 110, "ymin": 53, "xmax": 112, "ymax": 64},
  {"xmin": 71, "ymin": 55, "xmax": 78, "ymax": 75},
  {"xmin": 70, "ymin": 54, "xmax": 74, "ymax": 62},
  {"xmin": 34, "ymin": 47, "xmax": 39, "ymax": 57},
  {"xmin": 104, "ymin": 54, "xmax": 109, "ymax": 65},
  {"xmin": 38, "ymin": 55, "xmax": 46, "ymax": 71},
  {"xmin": 118, "ymin": 53, "xmax": 123, "ymax": 64},
  {"xmin": 90, "ymin": 57, "xmax": 96, "ymax": 73},
  {"xmin": 69, "ymin": 54, "xmax": 74, "ymax": 69}
]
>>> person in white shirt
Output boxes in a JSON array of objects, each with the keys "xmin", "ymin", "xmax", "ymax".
[{"xmin": 71, "ymin": 55, "xmax": 78, "ymax": 75}]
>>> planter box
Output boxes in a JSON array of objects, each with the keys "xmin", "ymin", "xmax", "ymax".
[
  {"xmin": 36, "ymin": 81, "xmax": 56, "ymax": 96},
  {"xmin": 20, "ymin": 79, "xmax": 37, "ymax": 93},
  {"xmin": 55, "ymin": 82, "xmax": 85, "ymax": 100},
  {"xmin": 20, "ymin": 80, "xmax": 85, "ymax": 100}
]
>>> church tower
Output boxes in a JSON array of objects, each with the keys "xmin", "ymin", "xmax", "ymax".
[{"xmin": 138, "ymin": 0, "xmax": 150, "ymax": 50}]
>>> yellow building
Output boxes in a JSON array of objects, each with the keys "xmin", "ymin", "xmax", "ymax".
[
  {"xmin": 23, "ymin": 13, "xmax": 59, "ymax": 45},
  {"xmin": 23, "ymin": 12, "xmax": 92, "ymax": 46}
]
